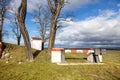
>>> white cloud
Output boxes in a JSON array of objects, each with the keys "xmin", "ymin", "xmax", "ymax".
[
  {"xmin": 27, "ymin": 0, "xmax": 47, "ymax": 13},
  {"xmin": 27, "ymin": 0, "xmax": 98, "ymax": 12},
  {"xmin": 9, "ymin": 0, "xmax": 47, "ymax": 13},
  {"xmin": 10, "ymin": 0, "xmax": 98, "ymax": 13},
  {"xmin": 64, "ymin": 0, "xmax": 98, "ymax": 10},
  {"xmin": 117, "ymin": 4, "xmax": 120, "ymax": 7},
  {"xmin": 9, "ymin": 0, "xmax": 21, "ymax": 12},
  {"xmin": 55, "ymin": 9, "xmax": 120, "ymax": 48},
  {"xmin": 98, "ymin": 9, "xmax": 117, "ymax": 18}
]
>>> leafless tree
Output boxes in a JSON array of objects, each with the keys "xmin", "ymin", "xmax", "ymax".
[
  {"xmin": 17, "ymin": 0, "xmax": 33, "ymax": 62},
  {"xmin": 33, "ymin": 5, "xmax": 51, "ymax": 50},
  {"xmin": 0, "ymin": 0, "xmax": 10, "ymax": 42},
  {"xmin": 11, "ymin": 13, "xmax": 21, "ymax": 45},
  {"xmin": 47, "ymin": 0, "xmax": 65, "ymax": 53}
]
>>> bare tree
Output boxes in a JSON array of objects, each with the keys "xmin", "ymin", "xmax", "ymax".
[
  {"xmin": 11, "ymin": 13, "xmax": 21, "ymax": 45},
  {"xmin": 33, "ymin": 5, "xmax": 50, "ymax": 50},
  {"xmin": 0, "ymin": 0, "xmax": 9, "ymax": 42},
  {"xmin": 47, "ymin": 0, "xmax": 65, "ymax": 53},
  {"xmin": 17, "ymin": 0, "xmax": 33, "ymax": 62}
]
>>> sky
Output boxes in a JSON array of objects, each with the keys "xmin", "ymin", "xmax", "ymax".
[{"xmin": 4, "ymin": 0, "xmax": 120, "ymax": 49}]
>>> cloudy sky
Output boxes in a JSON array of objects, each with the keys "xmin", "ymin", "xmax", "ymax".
[{"xmin": 5, "ymin": 0, "xmax": 120, "ymax": 48}]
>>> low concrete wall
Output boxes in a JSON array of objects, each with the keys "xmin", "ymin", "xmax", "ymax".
[{"xmin": 65, "ymin": 49, "xmax": 94, "ymax": 54}]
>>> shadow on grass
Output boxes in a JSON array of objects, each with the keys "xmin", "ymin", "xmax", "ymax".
[
  {"xmin": 33, "ymin": 50, "xmax": 41, "ymax": 59},
  {"xmin": 83, "ymin": 58, "xmax": 87, "ymax": 60},
  {"xmin": 117, "ymin": 78, "xmax": 120, "ymax": 80},
  {"xmin": 65, "ymin": 58, "xmax": 87, "ymax": 60}
]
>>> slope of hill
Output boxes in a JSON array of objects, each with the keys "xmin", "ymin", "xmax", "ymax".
[{"xmin": 0, "ymin": 43, "xmax": 120, "ymax": 80}]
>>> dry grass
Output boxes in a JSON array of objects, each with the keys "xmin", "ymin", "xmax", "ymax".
[{"xmin": 0, "ymin": 43, "xmax": 120, "ymax": 80}]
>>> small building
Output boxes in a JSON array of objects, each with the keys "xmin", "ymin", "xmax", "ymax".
[
  {"xmin": 51, "ymin": 48, "xmax": 65, "ymax": 63},
  {"xmin": 31, "ymin": 37, "xmax": 42, "ymax": 50}
]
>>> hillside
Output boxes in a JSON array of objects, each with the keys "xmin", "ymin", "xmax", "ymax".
[{"xmin": 0, "ymin": 43, "xmax": 120, "ymax": 80}]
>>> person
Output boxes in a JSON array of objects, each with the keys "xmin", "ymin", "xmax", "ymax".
[{"xmin": 0, "ymin": 42, "xmax": 2, "ymax": 58}]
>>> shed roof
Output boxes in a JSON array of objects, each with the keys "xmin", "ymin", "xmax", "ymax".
[{"xmin": 32, "ymin": 37, "xmax": 42, "ymax": 40}]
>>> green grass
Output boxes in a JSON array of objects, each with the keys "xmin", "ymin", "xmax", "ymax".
[
  {"xmin": 65, "ymin": 53, "xmax": 87, "ymax": 63},
  {"xmin": 0, "ymin": 43, "xmax": 120, "ymax": 80}
]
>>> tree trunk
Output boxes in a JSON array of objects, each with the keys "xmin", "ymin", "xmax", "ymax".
[
  {"xmin": 48, "ymin": 16, "xmax": 57, "ymax": 54},
  {"xmin": 41, "ymin": 25, "xmax": 45, "ymax": 50},
  {"xmin": 0, "ymin": 20, "xmax": 3, "ymax": 42},
  {"xmin": 0, "ymin": 8, "xmax": 4, "ymax": 42},
  {"xmin": 18, "ymin": 21, "xmax": 33, "ymax": 61},
  {"xmin": 17, "ymin": 0, "xmax": 33, "ymax": 62},
  {"xmin": 0, "ymin": 25, "xmax": 2, "ymax": 42},
  {"xmin": 17, "ymin": 36, "xmax": 21, "ymax": 45},
  {"xmin": 42, "ymin": 41, "xmax": 44, "ymax": 50},
  {"xmin": 47, "ymin": 0, "xmax": 64, "ymax": 54}
]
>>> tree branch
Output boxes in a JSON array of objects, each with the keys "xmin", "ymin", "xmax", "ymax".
[{"xmin": 47, "ymin": 0, "xmax": 55, "ymax": 14}]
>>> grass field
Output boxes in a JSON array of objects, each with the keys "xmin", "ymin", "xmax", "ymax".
[{"xmin": 0, "ymin": 43, "xmax": 120, "ymax": 80}]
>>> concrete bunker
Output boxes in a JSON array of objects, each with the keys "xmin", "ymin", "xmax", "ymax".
[{"xmin": 51, "ymin": 48, "xmax": 106, "ymax": 64}]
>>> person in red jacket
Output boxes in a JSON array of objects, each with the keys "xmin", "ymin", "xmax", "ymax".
[{"xmin": 0, "ymin": 42, "xmax": 2, "ymax": 58}]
